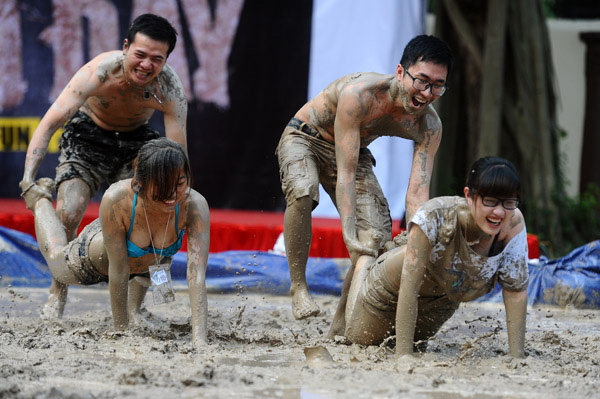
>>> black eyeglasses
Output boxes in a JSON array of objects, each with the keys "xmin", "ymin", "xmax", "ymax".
[
  {"xmin": 403, "ymin": 67, "xmax": 447, "ymax": 96},
  {"xmin": 481, "ymin": 196, "xmax": 520, "ymax": 210}
]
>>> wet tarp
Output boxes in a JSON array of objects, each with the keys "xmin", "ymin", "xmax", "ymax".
[
  {"xmin": 1, "ymin": 226, "xmax": 599, "ymax": 308},
  {"xmin": 0, "ymin": 226, "xmax": 346, "ymax": 295},
  {"xmin": 477, "ymin": 240, "xmax": 600, "ymax": 308}
]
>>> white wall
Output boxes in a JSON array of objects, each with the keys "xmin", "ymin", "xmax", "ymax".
[
  {"xmin": 548, "ymin": 19, "xmax": 600, "ymax": 196},
  {"xmin": 426, "ymin": 15, "xmax": 600, "ymax": 197},
  {"xmin": 310, "ymin": 0, "xmax": 424, "ymax": 220}
]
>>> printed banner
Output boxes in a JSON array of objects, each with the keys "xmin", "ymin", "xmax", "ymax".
[{"xmin": 1, "ymin": 0, "xmax": 421, "ymax": 216}]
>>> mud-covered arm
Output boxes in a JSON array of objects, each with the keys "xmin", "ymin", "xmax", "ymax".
[
  {"xmin": 21, "ymin": 62, "xmax": 100, "ymax": 191},
  {"xmin": 404, "ymin": 111, "xmax": 441, "ymax": 223},
  {"xmin": 395, "ymin": 225, "xmax": 430, "ymax": 357},
  {"xmin": 185, "ymin": 190, "xmax": 210, "ymax": 347},
  {"xmin": 334, "ymin": 90, "xmax": 378, "ymax": 262},
  {"xmin": 502, "ymin": 288, "xmax": 527, "ymax": 358},
  {"xmin": 99, "ymin": 185, "xmax": 131, "ymax": 331},
  {"xmin": 161, "ymin": 67, "xmax": 188, "ymax": 154}
]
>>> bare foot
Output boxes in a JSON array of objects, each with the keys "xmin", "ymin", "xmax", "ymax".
[
  {"xmin": 291, "ymin": 287, "xmax": 320, "ymax": 320},
  {"xmin": 40, "ymin": 283, "xmax": 67, "ymax": 319}
]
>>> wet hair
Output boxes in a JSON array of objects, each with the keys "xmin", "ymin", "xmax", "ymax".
[
  {"xmin": 400, "ymin": 35, "xmax": 454, "ymax": 77},
  {"xmin": 127, "ymin": 14, "xmax": 178, "ymax": 56},
  {"xmin": 466, "ymin": 156, "xmax": 520, "ymax": 199},
  {"xmin": 132, "ymin": 138, "xmax": 192, "ymax": 202}
]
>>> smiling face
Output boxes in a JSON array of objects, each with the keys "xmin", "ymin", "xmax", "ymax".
[
  {"xmin": 465, "ymin": 188, "xmax": 516, "ymax": 236},
  {"xmin": 143, "ymin": 171, "xmax": 189, "ymax": 214},
  {"xmin": 396, "ymin": 61, "xmax": 448, "ymax": 115},
  {"xmin": 122, "ymin": 32, "xmax": 169, "ymax": 86}
]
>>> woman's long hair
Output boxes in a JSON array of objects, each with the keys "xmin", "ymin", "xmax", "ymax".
[{"xmin": 131, "ymin": 138, "xmax": 192, "ymax": 202}]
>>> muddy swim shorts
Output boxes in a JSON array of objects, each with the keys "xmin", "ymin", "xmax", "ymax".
[
  {"xmin": 63, "ymin": 219, "xmax": 153, "ymax": 285},
  {"xmin": 276, "ymin": 119, "xmax": 392, "ymax": 250},
  {"xmin": 64, "ymin": 219, "xmax": 107, "ymax": 285},
  {"xmin": 55, "ymin": 111, "xmax": 160, "ymax": 195}
]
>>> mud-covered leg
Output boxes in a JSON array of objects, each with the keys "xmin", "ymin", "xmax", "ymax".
[
  {"xmin": 327, "ymin": 229, "xmax": 382, "ymax": 338},
  {"xmin": 44, "ymin": 178, "xmax": 91, "ymax": 318},
  {"xmin": 41, "ymin": 281, "xmax": 68, "ymax": 319},
  {"xmin": 25, "ymin": 178, "xmax": 70, "ymax": 319},
  {"xmin": 326, "ymin": 262, "xmax": 354, "ymax": 338},
  {"xmin": 285, "ymin": 196, "xmax": 320, "ymax": 319}
]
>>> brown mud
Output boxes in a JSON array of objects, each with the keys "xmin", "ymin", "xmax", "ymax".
[{"xmin": 0, "ymin": 286, "xmax": 599, "ymax": 398}]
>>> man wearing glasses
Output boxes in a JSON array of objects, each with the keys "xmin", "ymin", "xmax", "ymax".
[{"xmin": 276, "ymin": 35, "xmax": 453, "ymax": 334}]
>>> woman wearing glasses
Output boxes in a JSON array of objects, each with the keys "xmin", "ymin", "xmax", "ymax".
[{"xmin": 344, "ymin": 156, "xmax": 528, "ymax": 358}]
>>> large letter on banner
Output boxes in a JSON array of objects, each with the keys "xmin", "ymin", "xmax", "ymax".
[
  {"xmin": 0, "ymin": 0, "xmax": 27, "ymax": 111},
  {"xmin": 40, "ymin": 0, "xmax": 118, "ymax": 102},
  {"xmin": 132, "ymin": 0, "xmax": 243, "ymax": 107},
  {"xmin": 181, "ymin": 0, "xmax": 244, "ymax": 107},
  {"xmin": 131, "ymin": 0, "xmax": 192, "ymax": 100}
]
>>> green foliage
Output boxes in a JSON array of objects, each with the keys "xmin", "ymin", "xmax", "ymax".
[
  {"xmin": 528, "ymin": 183, "xmax": 600, "ymax": 257},
  {"xmin": 541, "ymin": 0, "xmax": 557, "ymax": 18}
]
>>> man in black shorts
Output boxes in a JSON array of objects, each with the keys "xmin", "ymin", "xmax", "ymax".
[{"xmin": 19, "ymin": 14, "xmax": 188, "ymax": 318}]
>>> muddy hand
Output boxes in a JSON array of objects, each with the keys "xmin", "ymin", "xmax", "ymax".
[
  {"xmin": 345, "ymin": 238, "xmax": 377, "ymax": 263},
  {"xmin": 129, "ymin": 309, "xmax": 158, "ymax": 329},
  {"xmin": 21, "ymin": 178, "xmax": 54, "ymax": 211}
]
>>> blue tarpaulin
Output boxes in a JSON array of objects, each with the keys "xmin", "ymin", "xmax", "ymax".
[
  {"xmin": 0, "ymin": 226, "xmax": 346, "ymax": 296},
  {"xmin": 477, "ymin": 240, "xmax": 600, "ymax": 308},
  {"xmin": 1, "ymin": 226, "xmax": 599, "ymax": 308}
]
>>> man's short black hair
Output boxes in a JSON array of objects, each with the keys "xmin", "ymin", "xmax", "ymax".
[
  {"xmin": 400, "ymin": 35, "xmax": 454, "ymax": 77},
  {"xmin": 127, "ymin": 14, "xmax": 178, "ymax": 57}
]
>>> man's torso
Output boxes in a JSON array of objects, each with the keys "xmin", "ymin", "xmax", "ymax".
[
  {"xmin": 294, "ymin": 72, "xmax": 436, "ymax": 147},
  {"xmin": 78, "ymin": 51, "xmax": 174, "ymax": 132}
]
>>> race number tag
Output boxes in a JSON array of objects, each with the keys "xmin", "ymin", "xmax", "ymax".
[{"xmin": 149, "ymin": 263, "xmax": 175, "ymax": 305}]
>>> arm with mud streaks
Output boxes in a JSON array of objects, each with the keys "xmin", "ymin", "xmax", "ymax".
[
  {"xmin": 161, "ymin": 66, "xmax": 188, "ymax": 154},
  {"xmin": 395, "ymin": 225, "xmax": 429, "ymax": 357},
  {"xmin": 184, "ymin": 190, "xmax": 210, "ymax": 347},
  {"xmin": 100, "ymin": 183, "xmax": 131, "ymax": 331},
  {"xmin": 404, "ymin": 110, "xmax": 441, "ymax": 223},
  {"xmin": 21, "ymin": 60, "xmax": 101, "ymax": 193},
  {"xmin": 334, "ymin": 88, "xmax": 378, "ymax": 263},
  {"xmin": 502, "ymin": 288, "xmax": 527, "ymax": 358}
]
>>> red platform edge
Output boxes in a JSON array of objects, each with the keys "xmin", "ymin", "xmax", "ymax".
[{"xmin": 0, "ymin": 199, "xmax": 539, "ymax": 259}]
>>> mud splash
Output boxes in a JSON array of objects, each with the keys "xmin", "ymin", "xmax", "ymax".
[{"xmin": 0, "ymin": 287, "xmax": 598, "ymax": 398}]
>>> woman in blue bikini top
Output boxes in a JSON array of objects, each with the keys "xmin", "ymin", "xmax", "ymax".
[
  {"xmin": 126, "ymin": 191, "xmax": 186, "ymax": 258},
  {"xmin": 30, "ymin": 138, "xmax": 211, "ymax": 348}
]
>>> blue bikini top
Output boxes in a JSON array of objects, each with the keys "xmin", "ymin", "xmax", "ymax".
[{"xmin": 126, "ymin": 193, "xmax": 185, "ymax": 258}]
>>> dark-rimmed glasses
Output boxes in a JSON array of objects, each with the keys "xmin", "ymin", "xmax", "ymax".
[
  {"xmin": 481, "ymin": 196, "xmax": 520, "ymax": 210},
  {"xmin": 403, "ymin": 67, "xmax": 447, "ymax": 96}
]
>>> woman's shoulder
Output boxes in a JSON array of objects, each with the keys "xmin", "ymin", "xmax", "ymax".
[
  {"xmin": 99, "ymin": 180, "xmax": 134, "ymax": 217},
  {"xmin": 417, "ymin": 196, "xmax": 464, "ymax": 217},
  {"xmin": 501, "ymin": 208, "xmax": 526, "ymax": 243},
  {"xmin": 102, "ymin": 180, "xmax": 133, "ymax": 202},
  {"xmin": 186, "ymin": 189, "xmax": 208, "ymax": 207},
  {"xmin": 182, "ymin": 189, "xmax": 209, "ymax": 222},
  {"xmin": 410, "ymin": 196, "xmax": 464, "ymax": 243}
]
